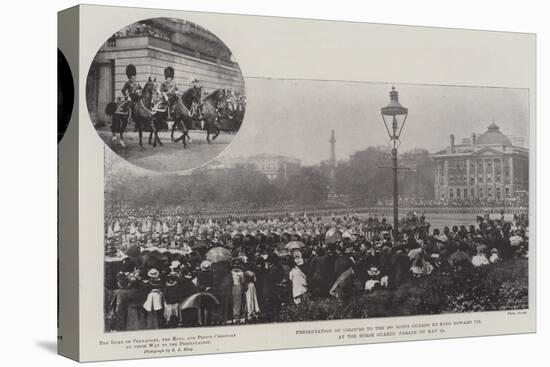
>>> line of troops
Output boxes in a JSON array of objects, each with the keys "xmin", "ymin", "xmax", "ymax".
[
  {"xmin": 105, "ymin": 214, "xmax": 397, "ymax": 252},
  {"xmin": 114, "ymin": 64, "xmax": 245, "ymax": 123}
]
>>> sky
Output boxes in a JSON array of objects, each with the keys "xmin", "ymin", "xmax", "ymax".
[{"xmin": 219, "ymin": 77, "xmax": 530, "ymax": 165}]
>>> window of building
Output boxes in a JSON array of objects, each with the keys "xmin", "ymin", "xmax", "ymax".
[
  {"xmin": 505, "ymin": 187, "xmax": 510, "ymax": 196},
  {"xmin": 488, "ymin": 188, "xmax": 493, "ymax": 197},
  {"xmin": 449, "ymin": 189, "xmax": 454, "ymax": 199},
  {"xmin": 496, "ymin": 188, "xmax": 501, "ymax": 200},
  {"xmin": 471, "ymin": 188, "xmax": 475, "ymax": 197},
  {"xmin": 479, "ymin": 188, "xmax": 484, "ymax": 198}
]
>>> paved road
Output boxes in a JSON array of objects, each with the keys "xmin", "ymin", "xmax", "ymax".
[{"xmin": 98, "ymin": 129, "xmax": 234, "ymax": 172}]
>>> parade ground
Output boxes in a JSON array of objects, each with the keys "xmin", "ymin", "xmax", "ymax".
[{"xmin": 98, "ymin": 128, "xmax": 234, "ymax": 172}]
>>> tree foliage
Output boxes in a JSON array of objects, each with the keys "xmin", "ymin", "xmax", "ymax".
[
  {"xmin": 334, "ymin": 146, "xmax": 435, "ymax": 205},
  {"xmin": 106, "ymin": 146, "xmax": 434, "ymax": 209},
  {"xmin": 106, "ymin": 164, "xmax": 328, "ymax": 208}
]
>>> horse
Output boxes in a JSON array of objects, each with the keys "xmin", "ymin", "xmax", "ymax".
[
  {"xmin": 199, "ymin": 89, "xmax": 226, "ymax": 143},
  {"xmin": 166, "ymin": 87, "xmax": 201, "ymax": 147},
  {"xmin": 104, "ymin": 89, "xmax": 141, "ymax": 148},
  {"xmin": 133, "ymin": 77, "xmax": 160, "ymax": 149}
]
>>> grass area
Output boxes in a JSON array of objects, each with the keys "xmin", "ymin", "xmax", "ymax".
[{"xmin": 278, "ymin": 259, "xmax": 528, "ymax": 322}]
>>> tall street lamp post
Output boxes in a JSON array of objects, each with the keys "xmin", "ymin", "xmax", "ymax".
[{"xmin": 381, "ymin": 86, "xmax": 409, "ymax": 240}]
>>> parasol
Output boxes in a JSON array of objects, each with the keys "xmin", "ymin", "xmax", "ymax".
[
  {"xmin": 191, "ymin": 239, "xmax": 209, "ymax": 250},
  {"xmin": 448, "ymin": 250, "xmax": 470, "ymax": 264},
  {"xmin": 325, "ymin": 229, "xmax": 342, "ymax": 245},
  {"xmin": 273, "ymin": 242, "xmax": 289, "ymax": 257},
  {"xmin": 125, "ymin": 244, "xmax": 141, "ymax": 258},
  {"xmin": 180, "ymin": 292, "xmax": 219, "ymax": 310},
  {"xmin": 285, "ymin": 241, "xmax": 305, "ymax": 251},
  {"xmin": 105, "ymin": 255, "xmax": 127, "ymax": 263},
  {"xmin": 205, "ymin": 246, "xmax": 232, "ymax": 263}
]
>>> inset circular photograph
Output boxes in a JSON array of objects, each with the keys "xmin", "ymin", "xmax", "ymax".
[
  {"xmin": 86, "ymin": 18, "xmax": 246, "ymax": 172},
  {"xmin": 58, "ymin": 49, "xmax": 74, "ymax": 143}
]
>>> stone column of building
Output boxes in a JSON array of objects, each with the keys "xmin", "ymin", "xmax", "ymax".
[
  {"xmin": 491, "ymin": 159, "xmax": 497, "ymax": 201},
  {"xmin": 436, "ymin": 164, "xmax": 442, "ymax": 199},
  {"xmin": 509, "ymin": 156, "xmax": 515, "ymax": 194},
  {"xmin": 444, "ymin": 160, "xmax": 449, "ymax": 199},
  {"xmin": 483, "ymin": 159, "xmax": 487, "ymax": 200},
  {"xmin": 473, "ymin": 159, "xmax": 478, "ymax": 199},
  {"xmin": 500, "ymin": 158, "xmax": 505, "ymax": 200},
  {"xmin": 466, "ymin": 159, "xmax": 470, "ymax": 199}
]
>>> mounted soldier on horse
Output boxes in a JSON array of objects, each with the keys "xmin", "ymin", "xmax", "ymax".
[
  {"xmin": 105, "ymin": 64, "xmax": 232, "ymax": 149},
  {"xmin": 104, "ymin": 64, "xmax": 141, "ymax": 147}
]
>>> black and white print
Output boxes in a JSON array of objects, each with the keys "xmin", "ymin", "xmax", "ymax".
[
  {"xmin": 103, "ymin": 78, "xmax": 529, "ymax": 332},
  {"xmin": 86, "ymin": 17, "xmax": 246, "ymax": 172}
]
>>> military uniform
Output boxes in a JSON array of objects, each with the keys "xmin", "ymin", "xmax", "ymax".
[
  {"xmin": 121, "ymin": 79, "xmax": 141, "ymax": 99},
  {"xmin": 160, "ymin": 79, "xmax": 178, "ymax": 102},
  {"xmin": 190, "ymin": 78, "xmax": 202, "ymax": 118},
  {"xmin": 154, "ymin": 66, "xmax": 177, "ymax": 119},
  {"xmin": 115, "ymin": 64, "xmax": 141, "ymax": 116}
]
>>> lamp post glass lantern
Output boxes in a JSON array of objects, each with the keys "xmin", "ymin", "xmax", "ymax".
[{"xmin": 381, "ymin": 86, "xmax": 408, "ymax": 239}]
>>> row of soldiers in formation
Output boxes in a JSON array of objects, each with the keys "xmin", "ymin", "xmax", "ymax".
[{"xmin": 115, "ymin": 64, "xmax": 245, "ymax": 121}]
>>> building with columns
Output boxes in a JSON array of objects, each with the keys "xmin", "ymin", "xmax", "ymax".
[{"xmin": 433, "ymin": 123, "xmax": 528, "ymax": 202}]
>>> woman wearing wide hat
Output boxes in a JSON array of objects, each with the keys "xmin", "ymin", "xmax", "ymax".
[
  {"xmin": 163, "ymin": 272, "xmax": 182, "ymax": 327},
  {"xmin": 142, "ymin": 270, "xmax": 164, "ymax": 329},
  {"xmin": 230, "ymin": 258, "xmax": 245, "ymax": 322}
]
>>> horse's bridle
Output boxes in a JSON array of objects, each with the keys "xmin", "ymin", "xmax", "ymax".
[
  {"xmin": 139, "ymin": 98, "xmax": 155, "ymax": 116},
  {"xmin": 175, "ymin": 97, "xmax": 191, "ymax": 115}
]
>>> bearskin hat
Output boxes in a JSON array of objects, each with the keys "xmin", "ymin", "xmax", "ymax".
[
  {"xmin": 164, "ymin": 66, "xmax": 175, "ymax": 79},
  {"xmin": 125, "ymin": 64, "xmax": 137, "ymax": 78}
]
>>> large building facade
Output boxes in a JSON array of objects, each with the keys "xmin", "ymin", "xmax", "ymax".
[
  {"xmin": 86, "ymin": 18, "xmax": 245, "ymax": 125},
  {"xmin": 433, "ymin": 123, "xmax": 528, "ymax": 202}
]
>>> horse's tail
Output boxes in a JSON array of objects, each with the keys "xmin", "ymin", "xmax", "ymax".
[{"xmin": 105, "ymin": 102, "xmax": 117, "ymax": 116}]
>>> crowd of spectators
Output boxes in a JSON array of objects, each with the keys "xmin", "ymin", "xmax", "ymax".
[
  {"xmin": 104, "ymin": 209, "xmax": 528, "ymax": 331},
  {"xmin": 375, "ymin": 195, "xmax": 528, "ymax": 208}
]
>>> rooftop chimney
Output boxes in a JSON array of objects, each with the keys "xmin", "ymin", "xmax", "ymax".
[
  {"xmin": 450, "ymin": 134, "xmax": 455, "ymax": 153},
  {"xmin": 471, "ymin": 133, "xmax": 476, "ymax": 146}
]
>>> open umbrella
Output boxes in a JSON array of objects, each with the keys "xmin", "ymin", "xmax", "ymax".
[
  {"xmin": 191, "ymin": 239, "xmax": 209, "ymax": 250},
  {"xmin": 325, "ymin": 229, "xmax": 342, "ymax": 245},
  {"xmin": 142, "ymin": 246, "xmax": 160, "ymax": 253},
  {"xmin": 273, "ymin": 242, "xmax": 289, "ymax": 257},
  {"xmin": 105, "ymin": 254, "xmax": 127, "ymax": 263},
  {"xmin": 205, "ymin": 246, "xmax": 232, "ymax": 263},
  {"xmin": 448, "ymin": 250, "xmax": 470, "ymax": 264},
  {"xmin": 125, "ymin": 244, "xmax": 141, "ymax": 258},
  {"xmin": 285, "ymin": 241, "xmax": 305, "ymax": 251},
  {"xmin": 180, "ymin": 292, "xmax": 219, "ymax": 310}
]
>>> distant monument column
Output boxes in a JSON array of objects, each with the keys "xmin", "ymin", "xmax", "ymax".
[{"xmin": 329, "ymin": 130, "xmax": 336, "ymax": 194}]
